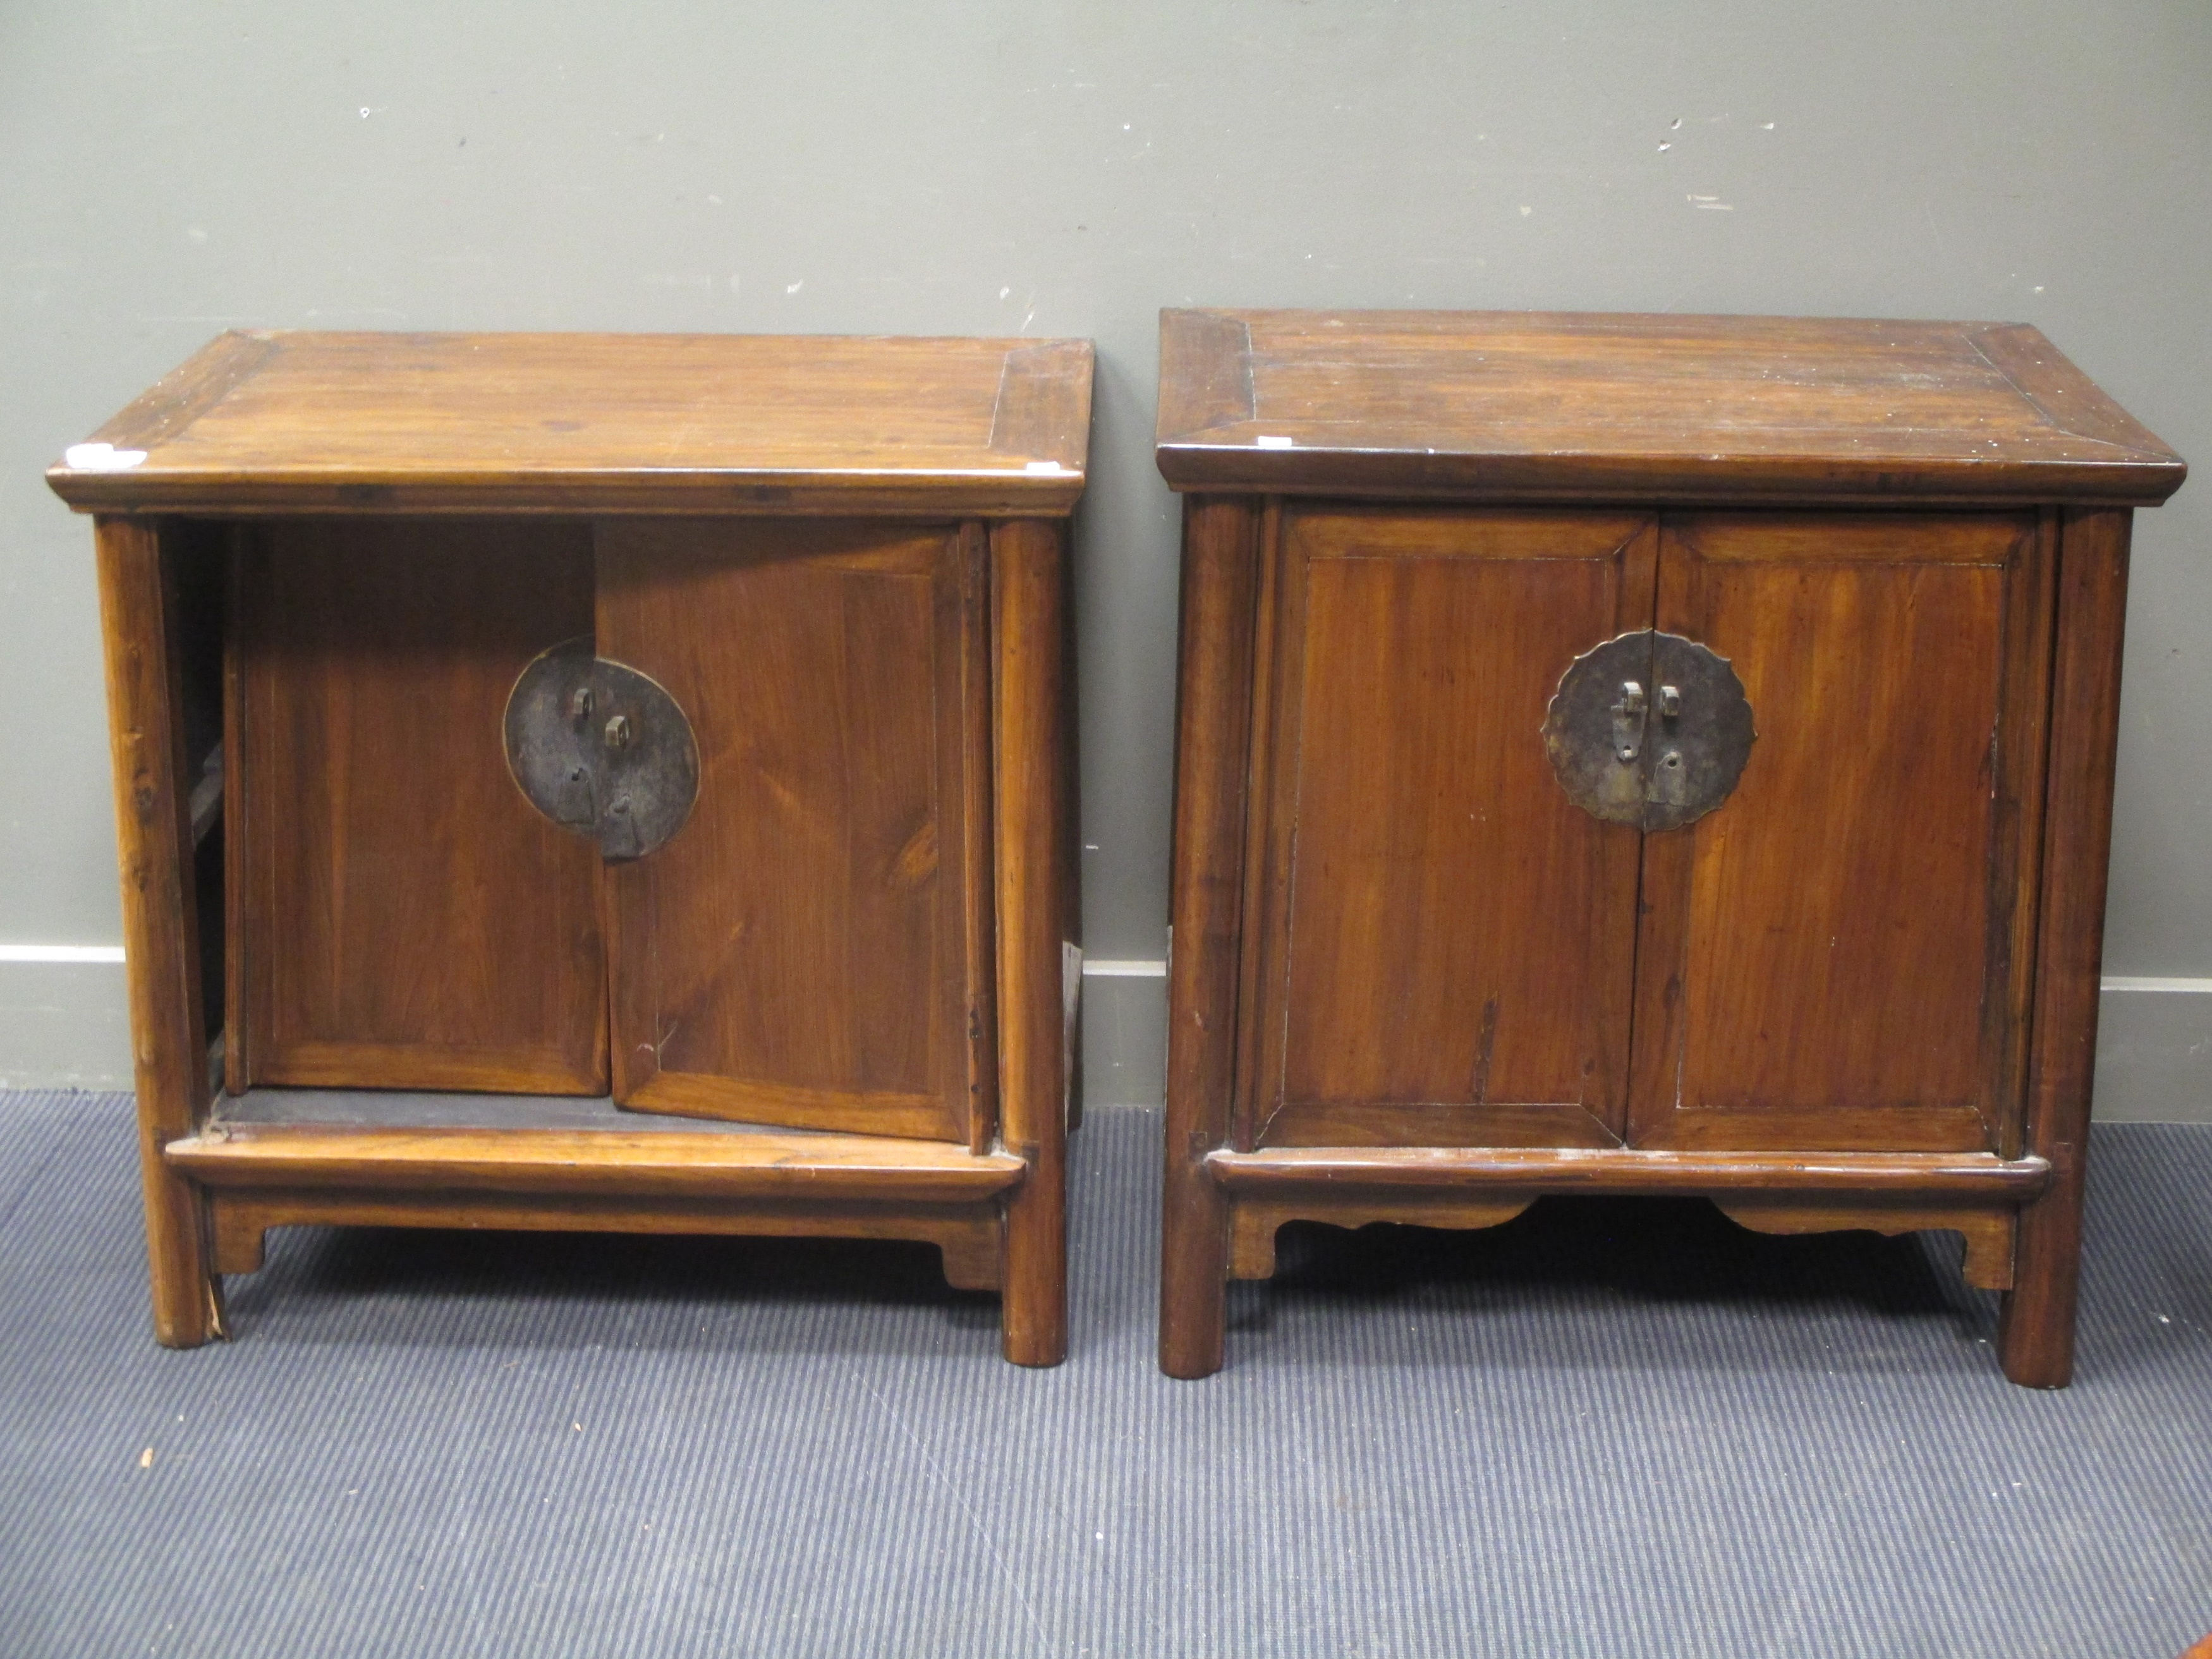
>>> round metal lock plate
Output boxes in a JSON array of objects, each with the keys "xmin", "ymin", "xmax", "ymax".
[
  {"xmin": 504, "ymin": 639, "xmax": 700, "ymax": 861},
  {"xmin": 1541, "ymin": 629, "xmax": 1756, "ymax": 832}
]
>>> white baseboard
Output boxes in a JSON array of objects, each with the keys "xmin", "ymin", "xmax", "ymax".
[
  {"xmin": 2085, "ymin": 982, "xmax": 2212, "ymax": 1122},
  {"xmin": 0, "ymin": 944, "xmax": 126, "ymax": 963},
  {"xmin": 1078, "ymin": 968, "xmax": 1169, "ymax": 1109},
  {"xmin": 1072, "ymin": 967, "xmax": 2212, "ymax": 1122},
  {"xmin": 6, "ymin": 953, "xmax": 2209, "ymax": 1122}
]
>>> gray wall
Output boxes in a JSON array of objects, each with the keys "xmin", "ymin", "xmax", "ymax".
[{"xmin": 3, "ymin": 1, "xmax": 2208, "ymax": 1115}]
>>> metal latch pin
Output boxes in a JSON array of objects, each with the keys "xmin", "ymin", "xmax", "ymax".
[{"xmin": 1612, "ymin": 679, "xmax": 1647, "ymax": 762}]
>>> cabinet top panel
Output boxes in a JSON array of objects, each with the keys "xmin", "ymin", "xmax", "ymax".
[
  {"xmin": 1155, "ymin": 310, "xmax": 2184, "ymax": 506},
  {"xmin": 49, "ymin": 331, "xmax": 1093, "ymax": 518}
]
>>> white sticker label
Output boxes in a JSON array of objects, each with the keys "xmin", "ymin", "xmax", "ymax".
[
  {"xmin": 1255, "ymin": 435, "xmax": 1294, "ymax": 449},
  {"xmin": 1024, "ymin": 459, "xmax": 1067, "ymax": 475},
  {"xmin": 64, "ymin": 442, "xmax": 149, "ymax": 471}
]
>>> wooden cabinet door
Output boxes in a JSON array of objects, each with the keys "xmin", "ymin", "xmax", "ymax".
[
  {"xmin": 228, "ymin": 520, "xmax": 607, "ymax": 1094},
  {"xmin": 1627, "ymin": 513, "xmax": 2055, "ymax": 1153},
  {"xmin": 595, "ymin": 520, "xmax": 990, "ymax": 1144},
  {"xmin": 1239, "ymin": 508, "xmax": 1656, "ymax": 1149}
]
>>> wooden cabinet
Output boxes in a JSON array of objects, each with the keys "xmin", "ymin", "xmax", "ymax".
[
  {"xmin": 51, "ymin": 331, "xmax": 1090, "ymax": 1365},
  {"xmin": 1155, "ymin": 310, "xmax": 2184, "ymax": 1385}
]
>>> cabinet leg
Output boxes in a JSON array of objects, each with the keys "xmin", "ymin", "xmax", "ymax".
[
  {"xmin": 1000, "ymin": 1180, "xmax": 1067, "ymax": 1366},
  {"xmin": 1998, "ymin": 1150, "xmax": 2084, "ymax": 1388},
  {"xmin": 1156, "ymin": 495, "xmax": 1263, "ymax": 1382},
  {"xmin": 96, "ymin": 516, "xmax": 224, "ymax": 1349},
  {"xmin": 991, "ymin": 519, "xmax": 1073, "ymax": 1369},
  {"xmin": 144, "ymin": 1159, "xmax": 224, "ymax": 1347},
  {"xmin": 1999, "ymin": 510, "xmax": 2132, "ymax": 1391},
  {"xmin": 1159, "ymin": 1151, "xmax": 1229, "ymax": 1378}
]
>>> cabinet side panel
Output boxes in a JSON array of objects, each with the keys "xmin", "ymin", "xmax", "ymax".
[
  {"xmin": 1632, "ymin": 512, "xmax": 2037, "ymax": 1151},
  {"xmin": 236, "ymin": 518, "xmax": 605, "ymax": 1093},
  {"xmin": 599, "ymin": 518, "xmax": 967, "ymax": 1141},
  {"xmin": 1258, "ymin": 508, "xmax": 1653, "ymax": 1148}
]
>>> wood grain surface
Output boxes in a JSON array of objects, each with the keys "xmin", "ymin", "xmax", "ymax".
[
  {"xmin": 2000, "ymin": 507, "xmax": 2134, "ymax": 1387},
  {"xmin": 95, "ymin": 517, "xmax": 225, "ymax": 1346},
  {"xmin": 49, "ymin": 331, "xmax": 1093, "ymax": 518},
  {"xmin": 229, "ymin": 518, "xmax": 607, "ymax": 1094},
  {"xmin": 168, "ymin": 1122, "xmax": 1026, "ymax": 1201},
  {"xmin": 1241, "ymin": 507, "xmax": 1655, "ymax": 1150},
  {"xmin": 597, "ymin": 518, "xmax": 978, "ymax": 1143},
  {"xmin": 1158, "ymin": 495, "xmax": 1264, "ymax": 1379},
  {"xmin": 992, "ymin": 517, "xmax": 1075, "ymax": 1366},
  {"xmin": 1628, "ymin": 513, "xmax": 2053, "ymax": 1153},
  {"xmin": 1156, "ymin": 310, "xmax": 2185, "ymax": 504},
  {"xmin": 1205, "ymin": 1144, "xmax": 2051, "ymax": 1198}
]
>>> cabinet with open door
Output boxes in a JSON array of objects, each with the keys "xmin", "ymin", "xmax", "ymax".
[
  {"xmin": 1153, "ymin": 308, "xmax": 2184, "ymax": 1385},
  {"xmin": 51, "ymin": 330, "xmax": 1090, "ymax": 1366}
]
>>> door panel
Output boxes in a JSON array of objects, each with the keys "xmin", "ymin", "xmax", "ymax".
[
  {"xmin": 1242, "ymin": 508, "xmax": 1656, "ymax": 1149},
  {"xmin": 229, "ymin": 519, "xmax": 606, "ymax": 1094},
  {"xmin": 596, "ymin": 519, "xmax": 983, "ymax": 1142},
  {"xmin": 1628, "ymin": 513, "xmax": 2053, "ymax": 1152}
]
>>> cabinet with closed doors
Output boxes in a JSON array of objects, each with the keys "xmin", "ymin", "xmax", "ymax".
[
  {"xmin": 51, "ymin": 330, "xmax": 1090, "ymax": 1365},
  {"xmin": 1153, "ymin": 308, "xmax": 2184, "ymax": 1385}
]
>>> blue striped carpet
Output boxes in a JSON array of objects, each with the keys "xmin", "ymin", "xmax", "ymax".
[{"xmin": 1, "ymin": 1091, "xmax": 2207, "ymax": 1657}]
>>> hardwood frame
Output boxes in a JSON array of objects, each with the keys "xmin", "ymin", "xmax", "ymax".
[
  {"xmin": 95, "ymin": 515, "xmax": 224, "ymax": 1347},
  {"xmin": 61, "ymin": 332, "xmax": 1090, "ymax": 1367},
  {"xmin": 1159, "ymin": 497, "xmax": 1262, "ymax": 1379},
  {"xmin": 992, "ymin": 518, "xmax": 1077, "ymax": 1365},
  {"xmin": 1998, "ymin": 507, "xmax": 2132, "ymax": 1386}
]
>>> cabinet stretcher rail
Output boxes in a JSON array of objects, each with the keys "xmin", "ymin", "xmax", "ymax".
[{"xmin": 1206, "ymin": 1145, "xmax": 2052, "ymax": 1203}]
